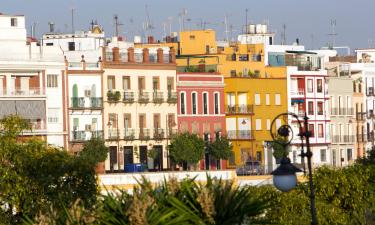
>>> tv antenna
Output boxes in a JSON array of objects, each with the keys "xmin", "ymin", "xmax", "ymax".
[
  {"xmin": 144, "ymin": 4, "xmax": 154, "ymax": 38},
  {"xmin": 281, "ymin": 24, "xmax": 286, "ymax": 45},
  {"xmin": 113, "ymin": 14, "xmax": 123, "ymax": 37},
  {"xmin": 71, "ymin": 8, "xmax": 75, "ymax": 34},
  {"xmin": 328, "ymin": 19, "xmax": 337, "ymax": 49},
  {"xmin": 178, "ymin": 8, "xmax": 188, "ymax": 32}
]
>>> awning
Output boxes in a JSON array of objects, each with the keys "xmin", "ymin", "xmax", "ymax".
[
  {"xmin": 291, "ymin": 99, "xmax": 304, "ymax": 104},
  {"xmin": 0, "ymin": 100, "xmax": 46, "ymax": 119}
]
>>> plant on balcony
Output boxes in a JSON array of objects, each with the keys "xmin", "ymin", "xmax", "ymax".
[
  {"xmin": 169, "ymin": 132, "xmax": 205, "ymax": 170},
  {"xmin": 107, "ymin": 91, "xmax": 121, "ymax": 102}
]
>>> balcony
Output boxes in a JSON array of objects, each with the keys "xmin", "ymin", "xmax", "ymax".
[
  {"xmin": 152, "ymin": 91, "xmax": 164, "ymax": 104},
  {"xmin": 356, "ymin": 112, "xmax": 365, "ymax": 121},
  {"xmin": 139, "ymin": 129, "xmax": 150, "ymax": 140},
  {"xmin": 124, "ymin": 128, "xmax": 135, "ymax": 140},
  {"xmin": 70, "ymin": 131, "xmax": 86, "ymax": 142},
  {"xmin": 92, "ymin": 130, "xmax": 104, "ymax": 139},
  {"xmin": 138, "ymin": 91, "xmax": 149, "ymax": 104},
  {"xmin": 331, "ymin": 135, "xmax": 341, "ymax": 143},
  {"xmin": 71, "ymin": 97, "xmax": 103, "ymax": 109},
  {"xmin": 107, "ymin": 129, "xmax": 119, "ymax": 140},
  {"xmin": 367, "ymin": 87, "xmax": 374, "ymax": 96},
  {"xmin": 0, "ymin": 88, "xmax": 46, "ymax": 97},
  {"xmin": 290, "ymin": 88, "xmax": 305, "ymax": 96},
  {"xmin": 225, "ymin": 105, "xmax": 254, "ymax": 115},
  {"xmin": 107, "ymin": 91, "xmax": 121, "ymax": 102},
  {"xmin": 71, "ymin": 97, "xmax": 85, "ymax": 108},
  {"xmin": 153, "ymin": 128, "xmax": 165, "ymax": 140},
  {"xmin": 343, "ymin": 135, "xmax": 356, "ymax": 143},
  {"xmin": 167, "ymin": 128, "xmax": 178, "ymax": 138},
  {"xmin": 227, "ymin": 130, "xmax": 254, "ymax": 140},
  {"xmin": 90, "ymin": 97, "xmax": 103, "ymax": 108},
  {"xmin": 176, "ymin": 64, "xmax": 217, "ymax": 73},
  {"xmin": 167, "ymin": 91, "xmax": 177, "ymax": 104},
  {"xmin": 123, "ymin": 91, "xmax": 135, "ymax": 103},
  {"xmin": 357, "ymin": 134, "xmax": 367, "ymax": 143}
]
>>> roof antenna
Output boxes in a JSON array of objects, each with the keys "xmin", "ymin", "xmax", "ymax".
[
  {"xmin": 113, "ymin": 15, "xmax": 123, "ymax": 37},
  {"xmin": 281, "ymin": 24, "xmax": 286, "ymax": 45},
  {"xmin": 328, "ymin": 19, "xmax": 337, "ymax": 49},
  {"xmin": 71, "ymin": 8, "xmax": 75, "ymax": 34}
]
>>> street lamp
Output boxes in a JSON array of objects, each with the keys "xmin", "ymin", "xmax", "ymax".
[{"xmin": 270, "ymin": 112, "xmax": 318, "ymax": 225}]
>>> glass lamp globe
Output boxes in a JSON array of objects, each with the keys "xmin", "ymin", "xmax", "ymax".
[
  {"xmin": 271, "ymin": 157, "xmax": 302, "ymax": 192},
  {"xmin": 273, "ymin": 174, "xmax": 297, "ymax": 192}
]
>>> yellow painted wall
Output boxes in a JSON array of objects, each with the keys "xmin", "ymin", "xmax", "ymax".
[
  {"xmin": 179, "ymin": 30, "xmax": 217, "ymax": 55},
  {"xmin": 224, "ymin": 78, "xmax": 288, "ymax": 166}
]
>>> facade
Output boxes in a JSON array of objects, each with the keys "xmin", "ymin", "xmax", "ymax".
[
  {"xmin": 0, "ymin": 13, "xmax": 66, "ymax": 147},
  {"xmin": 224, "ymin": 77, "xmax": 288, "ymax": 169},
  {"xmin": 286, "ymin": 53, "xmax": 331, "ymax": 167},
  {"xmin": 102, "ymin": 45, "xmax": 177, "ymax": 172},
  {"xmin": 176, "ymin": 72, "xmax": 226, "ymax": 170},
  {"xmin": 326, "ymin": 61, "xmax": 356, "ymax": 166}
]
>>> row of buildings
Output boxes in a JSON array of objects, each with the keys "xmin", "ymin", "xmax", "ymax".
[{"xmin": 1, "ymin": 13, "xmax": 374, "ymax": 173}]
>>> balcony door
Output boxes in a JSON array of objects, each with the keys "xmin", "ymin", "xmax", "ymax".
[
  {"xmin": 20, "ymin": 77, "xmax": 29, "ymax": 94},
  {"xmin": 72, "ymin": 84, "xmax": 78, "ymax": 107}
]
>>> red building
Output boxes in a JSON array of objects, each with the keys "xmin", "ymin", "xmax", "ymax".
[{"xmin": 177, "ymin": 72, "xmax": 226, "ymax": 170}]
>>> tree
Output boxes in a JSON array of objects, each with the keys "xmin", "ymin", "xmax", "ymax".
[
  {"xmin": 0, "ymin": 115, "xmax": 107, "ymax": 223},
  {"xmin": 206, "ymin": 136, "xmax": 233, "ymax": 160},
  {"xmin": 169, "ymin": 133, "xmax": 205, "ymax": 169}
]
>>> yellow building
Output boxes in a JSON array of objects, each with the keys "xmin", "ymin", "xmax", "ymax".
[
  {"xmin": 224, "ymin": 77, "xmax": 287, "ymax": 166},
  {"xmin": 176, "ymin": 29, "xmax": 288, "ymax": 167}
]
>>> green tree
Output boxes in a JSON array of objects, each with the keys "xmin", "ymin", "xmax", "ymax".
[
  {"xmin": 0, "ymin": 115, "xmax": 107, "ymax": 224},
  {"xmin": 206, "ymin": 136, "xmax": 233, "ymax": 160},
  {"xmin": 169, "ymin": 133, "xmax": 205, "ymax": 169}
]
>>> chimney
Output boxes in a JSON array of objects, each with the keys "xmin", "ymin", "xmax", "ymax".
[
  {"xmin": 112, "ymin": 47, "xmax": 120, "ymax": 62},
  {"xmin": 169, "ymin": 48, "xmax": 176, "ymax": 63},
  {"xmin": 128, "ymin": 47, "xmax": 135, "ymax": 63},
  {"xmin": 147, "ymin": 36, "xmax": 154, "ymax": 44},
  {"xmin": 157, "ymin": 48, "xmax": 164, "ymax": 63},
  {"xmin": 143, "ymin": 48, "xmax": 149, "ymax": 63}
]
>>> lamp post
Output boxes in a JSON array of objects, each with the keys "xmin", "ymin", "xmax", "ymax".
[{"xmin": 270, "ymin": 112, "xmax": 318, "ymax": 225}]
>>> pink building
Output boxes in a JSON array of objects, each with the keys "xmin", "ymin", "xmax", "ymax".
[{"xmin": 177, "ymin": 72, "xmax": 226, "ymax": 170}]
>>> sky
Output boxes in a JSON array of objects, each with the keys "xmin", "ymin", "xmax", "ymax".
[{"xmin": 2, "ymin": 0, "xmax": 375, "ymax": 51}]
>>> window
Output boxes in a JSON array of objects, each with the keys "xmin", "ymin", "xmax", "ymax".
[
  {"xmin": 266, "ymin": 94, "xmax": 270, "ymax": 105},
  {"xmin": 192, "ymin": 92, "xmax": 197, "ymax": 114},
  {"xmin": 108, "ymin": 114, "xmax": 117, "ymax": 128},
  {"xmin": 317, "ymin": 102, "xmax": 323, "ymax": 115},
  {"xmin": 167, "ymin": 77, "xmax": 174, "ymax": 91},
  {"xmin": 152, "ymin": 77, "xmax": 160, "ymax": 90},
  {"xmin": 139, "ymin": 114, "xmax": 146, "ymax": 128},
  {"xmin": 107, "ymin": 76, "xmax": 115, "ymax": 90},
  {"xmin": 347, "ymin": 149, "xmax": 353, "ymax": 161},
  {"xmin": 230, "ymin": 70, "xmax": 237, "ymax": 77},
  {"xmin": 317, "ymin": 79, "xmax": 323, "ymax": 93},
  {"xmin": 308, "ymin": 124, "xmax": 315, "ymax": 137},
  {"xmin": 307, "ymin": 79, "xmax": 313, "ymax": 93},
  {"xmin": 308, "ymin": 101, "xmax": 314, "ymax": 115},
  {"xmin": 180, "ymin": 92, "xmax": 186, "ymax": 114},
  {"xmin": 256, "ymin": 151, "xmax": 262, "ymax": 161},
  {"xmin": 124, "ymin": 114, "xmax": 131, "ymax": 128},
  {"xmin": 47, "ymin": 74, "xmax": 58, "ymax": 88},
  {"xmin": 214, "ymin": 92, "xmax": 219, "ymax": 114},
  {"xmin": 320, "ymin": 149, "xmax": 326, "ymax": 162},
  {"xmin": 275, "ymin": 94, "xmax": 281, "ymax": 105},
  {"xmin": 266, "ymin": 119, "xmax": 271, "ymax": 130},
  {"xmin": 47, "ymin": 108, "xmax": 59, "ymax": 123},
  {"xmin": 46, "ymin": 42, "xmax": 54, "ymax": 46},
  {"xmin": 153, "ymin": 114, "xmax": 161, "ymax": 129},
  {"xmin": 137, "ymin": 77, "xmax": 144, "ymax": 90},
  {"xmin": 203, "ymin": 92, "xmax": 208, "ymax": 114},
  {"xmin": 189, "ymin": 35, "xmax": 195, "ymax": 40},
  {"xmin": 256, "ymin": 119, "xmax": 262, "ymax": 130},
  {"xmin": 318, "ymin": 124, "xmax": 324, "ymax": 138},
  {"xmin": 11, "ymin": 18, "xmax": 17, "ymax": 27},
  {"xmin": 68, "ymin": 42, "xmax": 75, "ymax": 51},
  {"xmin": 255, "ymin": 94, "xmax": 261, "ymax": 105},
  {"xmin": 353, "ymin": 81, "xmax": 356, "ymax": 92},
  {"xmin": 123, "ymin": 76, "xmax": 130, "ymax": 90}
]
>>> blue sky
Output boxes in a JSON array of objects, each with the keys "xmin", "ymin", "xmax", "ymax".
[{"xmin": 2, "ymin": 0, "xmax": 374, "ymax": 50}]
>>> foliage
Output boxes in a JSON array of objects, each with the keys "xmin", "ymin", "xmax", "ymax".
[
  {"xmin": 107, "ymin": 90, "xmax": 121, "ymax": 101},
  {"xmin": 271, "ymin": 137, "xmax": 289, "ymax": 160},
  {"xmin": 169, "ymin": 133, "xmax": 205, "ymax": 167},
  {"xmin": 94, "ymin": 176, "xmax": 269, "ymax": 225},
  {"xmin": 206, "ymin": 136, "xmax": 233, "ymax": 160},
  {"xmin": 0, "ymin": 115, "xmax": 106, "ymax": 224},
  {"xmin": 357, "ymin": 146, "xmax": 375, "ymax": 166}
]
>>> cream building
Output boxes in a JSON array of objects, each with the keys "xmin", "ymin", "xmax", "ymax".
[{"xmin": 102, "ymin": 45, "xmax": 177, "ymax": 172}]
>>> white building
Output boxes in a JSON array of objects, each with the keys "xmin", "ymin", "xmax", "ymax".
[{"xmin": 0, "ymin": 13, "xmax": 66, "ymax": 147}]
